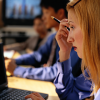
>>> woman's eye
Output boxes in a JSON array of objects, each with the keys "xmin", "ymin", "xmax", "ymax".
[{"xmin": 70, "ymin": 26, "xmax": 74, "ymax": 29}]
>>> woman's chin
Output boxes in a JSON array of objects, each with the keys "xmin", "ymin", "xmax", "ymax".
[{"xmin": 77, "ymin": 52, "xmax": 82, "ymax": 59}]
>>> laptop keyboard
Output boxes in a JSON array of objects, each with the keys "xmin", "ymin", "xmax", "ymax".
[{"xmin": 0, "ymin": 88, "xmax": 33, "ymax": 100}]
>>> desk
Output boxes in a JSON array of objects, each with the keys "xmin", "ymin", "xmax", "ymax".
[
  {"xmin": 8, "ymin": 77, "xmax": 59, "ymax": 100},
  {"xmin": 7, "ymin": 52, "xmax": 59, "ymax": 100}
]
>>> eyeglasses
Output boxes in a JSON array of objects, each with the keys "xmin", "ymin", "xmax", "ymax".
[{"xmin": 73, "ymin": 0, "xmax": 81, "ymax": 7}]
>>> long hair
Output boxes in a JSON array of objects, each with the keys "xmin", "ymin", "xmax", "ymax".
[{"xmin": 67, "ymin": 0, "xmax": 100, "ymax": 93}]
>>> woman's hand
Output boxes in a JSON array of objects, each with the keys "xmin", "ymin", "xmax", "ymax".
[
  {"xmin": 25, "ymin": 92, "xmax": 45, "ymax": 100},
  {"xmin": 56, "ymin": 19, "xmax": 72, "ymax": 62}
]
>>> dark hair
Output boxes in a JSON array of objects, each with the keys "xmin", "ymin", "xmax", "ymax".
[
  {"xmin": 34, "ymin": 15, "xmax": 42, "ymax": 20},
  {"xmin": 40, "ymin": 0, "xmax": 69, "ymax": 18}
]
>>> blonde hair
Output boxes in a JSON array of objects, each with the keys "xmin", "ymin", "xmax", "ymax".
[{"xmin": 67, "ymin": 0, "xmax": 100, "ymax": 93}]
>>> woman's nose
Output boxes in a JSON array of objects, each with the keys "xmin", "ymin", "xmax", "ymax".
[{"xmin": 67, "ymin": 33, "xmax": 74, "ymax": 43}]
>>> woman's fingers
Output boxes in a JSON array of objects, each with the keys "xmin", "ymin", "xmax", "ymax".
[
  {"xmin": 32, "ymin": 92, "xmax": 41, "ymax": 97},
  {"xmin": 25, "ymin": 93, "xmax": 45, "ymax": 100},
  {"xmin": 60, "ymin": 19, "xmax": 69, "ymax": 27},
  {"xmin": 60, "ymin": 21, "xmax": 69, "ymax": 27},
  {"xmin": 58, "ymin": 20, "xmax": 69, "ymax": 37},
  {"xmin": 26, "ymin": 98, "xmax": 32, "ymax": 100},
  {"xmin": 61, "ymin": 19, "xmax": 68, "ymax": 22},
  {"xmin": 58, "ymin": 28, "xmax": 68, "ymax": 38},
  {"xmin": 25, "ymin": 94, "xmax": 37, "ymax": 100},
  {"xmin": 56, "ymin": 18, "xmax": 72, "ymax": 51},
  {"xmin": 55, "ymin": 19, "xmax": 72, "ymax": 62}
]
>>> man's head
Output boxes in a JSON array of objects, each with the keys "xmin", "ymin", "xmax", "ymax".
[
  {"xmin": 33, "ymin": 15, "xmax": 47, "ymax": 36},
  {"xmin": 40, "ymin": 0, "xmax": 69, "ymax": 30}
]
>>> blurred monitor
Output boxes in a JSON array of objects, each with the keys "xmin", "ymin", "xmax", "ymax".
[{"xmin": 2, "ymin": 0, "xmax": 42, "ymax": 26}]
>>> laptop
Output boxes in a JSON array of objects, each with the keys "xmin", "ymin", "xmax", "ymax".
[{"xmin": 0, "ymin": 43, "xmax": 48, "ymax": 100}]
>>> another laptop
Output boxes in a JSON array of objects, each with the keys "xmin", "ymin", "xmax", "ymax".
[{"xmin": 0, "ymin": 43, "xmax": 48, "ymax": 100}]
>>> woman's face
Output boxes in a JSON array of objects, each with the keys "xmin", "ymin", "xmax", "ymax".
[{"xmin": 68, "ymin": 8, "xmax": 83, "ymax": 58}]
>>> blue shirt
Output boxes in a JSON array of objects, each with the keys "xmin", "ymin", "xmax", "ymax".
[
  {"xmin": 94, "ymin": 89, "xmax": 100, "ymax": 100},
  {"xmin": 14, "ymin": 33, "xmax": 81, "ymax": 81},
  {"xmin": 54, "ymin": 58, "xmax": 92, "ymax": 100}
]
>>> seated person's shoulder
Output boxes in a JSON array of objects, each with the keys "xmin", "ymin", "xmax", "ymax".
[{"xmin": 47, "ymin": 32, "xmax": 56, "ymax": 40}]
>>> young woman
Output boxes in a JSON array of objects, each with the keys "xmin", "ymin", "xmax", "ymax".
[
  {"xmin": 24, "ymin": 0, "xmax": 100, "ymax": 100},
  {"xmin": 55, "ymin": 0, "xmax": 100, "ymax": 100}
]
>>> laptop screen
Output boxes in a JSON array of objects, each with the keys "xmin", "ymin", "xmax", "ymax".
[{"xmin": 0, "ymin": 43, "xmax": 7, "ymax": 91}]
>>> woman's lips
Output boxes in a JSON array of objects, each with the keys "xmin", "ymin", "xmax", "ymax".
[{"xmin": 73, "ymin": 46, "xmax": 77, "ymax": 51}]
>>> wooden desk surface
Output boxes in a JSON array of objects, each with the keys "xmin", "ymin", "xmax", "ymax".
[
  {"xmin": 7, "ymin": 52, "xmax": 59, "ymax": 100},
  {"xmin": 8, "ymin": 76, "xmax": 59, "ymax": 100}
]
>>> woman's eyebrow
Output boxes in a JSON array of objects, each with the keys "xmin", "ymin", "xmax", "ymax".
[
  {"xmin": 68, "ymin": 21, "xmax": 74, "ymax": 26},
  {"xmin": 68, "ymin": 21, "xmax": 74, "ymax": 24}
]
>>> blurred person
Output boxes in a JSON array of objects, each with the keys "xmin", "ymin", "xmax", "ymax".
[
  {"xmin": 5, "ymin": 0, "xmax": 80, "ymax": 80},
  {"xmin": 4, "ymin": 15, "xmax": 50, "ymax": 53},
  {"xmin": 5, "ymin": 0, "xmax": 93, "ymax": 99}
]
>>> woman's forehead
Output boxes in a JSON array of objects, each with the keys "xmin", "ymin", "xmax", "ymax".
[{"xmin": 68, "ymin": 9, "xmax": 78, "ymax": 24}]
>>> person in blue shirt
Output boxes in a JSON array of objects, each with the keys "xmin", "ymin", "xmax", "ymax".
[
  {"xmin": 25, "ymin": 0, "xmax": 93, "ymax": 100},
  {"xmin": 5, "ymin": 0, "xmax": 93, "ymax": 99},
  {"xmin": 6, "ymin": 0, "xmax": 92, "ymax": 100},
  {"xmin": 25, "ymin": 1, "xmax": 93, "ymax": 100},
  {"xmin": 5, "ymin": 0, "xmax": 81, "ymax": 81}
]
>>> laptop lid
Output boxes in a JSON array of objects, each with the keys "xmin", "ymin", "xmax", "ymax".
[{"xmin": 0, "ymin": 43, "xmax": 8, "ymax": 91}]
